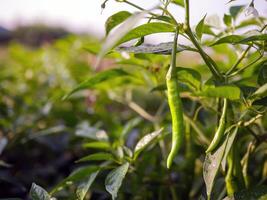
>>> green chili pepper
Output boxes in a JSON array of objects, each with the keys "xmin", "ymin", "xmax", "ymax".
[
  {"xmin": 226, "ymin": 147, "xmax": 238, "ymax": 196},
  {"xmin": 206, "ymin": 98, "xmax": 228, "ymax": 153},
  {"xmin": 226, "ymin": 143, "xmax": 245, "ymax": 196},
  {"xmin": 166, "ymin": 27, "xmax": 184, "ymax": 169}
]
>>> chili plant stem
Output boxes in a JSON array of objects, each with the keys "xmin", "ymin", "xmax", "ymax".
[
  {"xmin": 123, "ymin": 0, "xmax": 158, "ymax": 17},
  {"xmin": 226, "ymin": 23, "xmax": 267, "ymax": 76},
  {"xmin": 228, "ymin": 54, "xmax": 265, "ymax": 78},
  {"xmin": 184, "ymin": 0, "xmax": 223, "ymax": 81},
  {"xmin": 226, "ymin": 46, "xmax": 252, "ymax": 75}
]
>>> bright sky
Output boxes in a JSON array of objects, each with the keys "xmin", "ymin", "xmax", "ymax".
[{"xmin": 0, "ymin": 0, "xmax": 266, "ymax": 38}]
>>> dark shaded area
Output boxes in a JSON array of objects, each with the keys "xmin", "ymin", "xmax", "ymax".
[
  {"xmin": 0, "ymin": 24, "xmax": 69, "ymax": 47},
  {"xmin": 0, "ymin": 133, "xmax": 77, "ymax": 199}
]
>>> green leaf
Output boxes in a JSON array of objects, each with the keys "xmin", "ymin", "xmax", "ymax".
[
  {"xmin": 105, "ymin": 11, "xmax": 132, "ymax": 35},
  {"xmin": 212, "ymin": 34, "xmax": 267, "ymax": 46},
  {"xmin": 151, "ymin": 15, "xmax": 175, "ymax": 24},
  {"xmin": 236, "ymin": 18, "xmax": 263, "ymax": 29},
  {"xmin": 203, "ymin": 133, "xmax": 231, "ymax": 199},
  {"xmin": 98, "ymin": 12, "xmax": 145, "ymax": 63},
  {"xmin": 199, "ymin": 85, "xmax": 241, "ymax": 100},
  {"xmin": 202, "ymin": 25, "xmax": 216, "ymax": 36},
  {"xmin": 229, "ymin": 5, "xmax": 244, "ymax": 19},
  {"xmin": 134, "ymin": 128, "xmax": 163, "ymax": 159},
  {"xmin": 195, "ymin": 14, "xmax": 207, "ymax": 41},
  {"xmin": 258, "ymin": 62, "xmax": 267, "ymax": 86},
  {"xmin": 116, "ymin": 42, "xmax": 196, "ymax": 55},
  {"xmin": 123, "ymin": 146, "xmax": 133, "ymax": 158},
  {"xmin": 177, "ymin": 67, "xmax": 202, "ymax": 91},
  {"xmin": 105, "ymin": 162, "xmax": 130, "ymax": 200},
  {"xmin": 221, "ymin": 126, "xmax": 239, "ymax": 171},
  {"xmin": 171, "ymin": 0, "xmax": 184, "ymax": 7},
  {"xmin": 76, "ymin": 153, "xmax": 114, "ymax": 163},
  {"xmin": 83, "ymin": 141, "xmax": 111, "ymax": 149},
  {"xmin": 51, "ymin": 166, "xmax": 99, "ymax": 194},
  {"xmin": 76, "ymin": 171, "xmax": 99, "ymax": 200},
  {"xmin": 239, "ymin": 34, "xmax": 267, "ymax": 43},
  {"xmin": 211, "ymin": 35, "xmax": 244, "ymax": 46},
  {"xmin": 117, "ymin": 22, "xmax": 175, "ymax": 45},
  {"xmin": 30, "ymin": 183, "xmax": 51, "ymax": 200},
  {"xmin": 63, "ymin": 68, "xmax": 130, "ymax": 99},
  {"xmin": 223, "ymin": 14, "xmax": 232, "ymax": 27},
  {"xmin": 227, "ymin": 0, "xmax": 237, "ymax": 3},
  {"xmin": 150, "ymin": 84, "xmax": 167, "ymax": 92},
  {"xmin": 250, "ymin": 83, "xmax": 267, "ymax": 100}
]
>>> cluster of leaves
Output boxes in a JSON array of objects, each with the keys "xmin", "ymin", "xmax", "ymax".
[
  {"xmin": 1, "ymin": 0, "xmax": 267, "ymax": 200},
  {"xmin": 54, "ymin": 0, "xmax": 267, "ymax": 199}
]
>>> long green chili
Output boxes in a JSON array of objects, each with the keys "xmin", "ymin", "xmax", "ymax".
[
  {"xmin": 166, "ymin": 27, "xmax": 184, "ymax": 169},
  {"xmin": 206, "ymin": 98, "xmax": 228, "ymax": 153}
]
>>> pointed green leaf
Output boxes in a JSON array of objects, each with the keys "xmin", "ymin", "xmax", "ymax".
[
  {"xmin": 117, "ymin": 23, "xmax": 175, "ymax": 45},
  {"xmin": 98, "ymin": 12, "xmax": 146, "ymax": 64},
  {"xmin": 236, "ymin": 18, "xmax": 263, "ymax": 29},
  {"xmin": 105, "ymin": 162, "xmax": 130, "ymax": 200},
  {"xmin": 251, "ymin": 83, "xmax": 267, "ymax": 100},
  {"xmin": 227, "ymin": 0, "xmax": 237, "ymax": 3},
  {"xmin": 199, "ymin": 85, "xmax": 241, "ymax": 100},
  {"xmin": 105, "ymin": 11, "xmax": 132, "ymax": 35},
  {"xmin": 203, "ymin": 134, "xmax": 229, "ymax": 199},
  {"xmin": 195, "ymin": 14, "xmax": 207, "ymax": 40},
  {"xmin": 30, "ymin": 183, "xmax": 51, "ymax": 200},
  {"xmin": 223, "ymin": 14, "xmax": 232, "ymax": 27},
  {"xmin": 76, "ymin": 171, "xmax": 99, "ymax": 200},
  {"xmin": 202, "ymin": 25, "xmax": 216, "ymax": 36},
  {"xmin": 258, "ymin": 62, "xmax": 267, "ymax": 86},
  {"xmin": 239, "ymin": 34, "xmax": 267, "ymax": 43},
  {"xmin": 221, "ymin": 126, "xmax": 239, "ymax": 171},
  {"xmin": 63, "ymin": 68, "xmax": 130, "ymax": 99},
  {"xmin": 51, "ymin": 166, "xmax": 99, "ymax": 194},
  {"xmin": 212, "ymin": 34, "xmax": 267, "ymax": 46},
  {"xmin": 171, "ymin": 0, "xmax": 184, "ymax": 7},
  {"xmin": 134, "ymin": 128, "xmax": 163, "ymax": 159},
  {"xmin": 229, "ymin": 5, "xmax": 244, "ymax": 19},
  {"xmin": 177, "ymin": 67, "xmax": 202, "ymax": 91},
  {"xmin": 211, "ymin": 35, "xmax": 244, "ymax": 46},
  {"xmin": 151, "ymin": 15, "xmax": 175, "ymax": 24},
  {"xmin": 117, "ymin": 42, "xmax": 196, "ymax": 54},
  {"xmin": 76, "ymin": 153, "xmax": 114, "ymax": 163}
]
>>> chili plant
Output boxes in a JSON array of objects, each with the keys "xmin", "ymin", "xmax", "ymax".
[{"xmin": 28, "ymin": 0, "xmax": 267, "ymax": 199}]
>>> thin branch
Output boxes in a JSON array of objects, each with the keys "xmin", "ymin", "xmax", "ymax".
[
  {"xmin": 123, "ymin": 0, "xmax": 158, "ymax": 17},
  {"xmin": 184, "ymin": 114, "xmax": 210, "ymax": 145},
  {"xmin": 183, "ymin": 0, "xmax": 223, "ymax": 80},
  {"xmin": 128, "ymin": 101, "xmax": 158, "ymax": 122},
  {"xmin": 226, "ymin": 46, "xmax": 252, "ymax": 75},
  {"xmin": 243, "ymin": 114, "xmax": 263, "ymax": 127},
  {"xmin": 228, "ymin": 53, "xmax": 264, "ymax": 77},
  {"xmin": 226, "ymin": 24, "xmax": 267, "ymax": 76}
]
